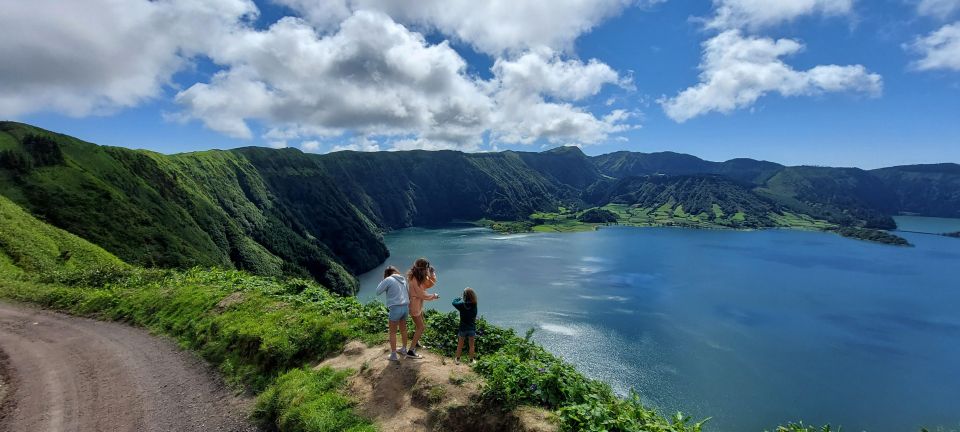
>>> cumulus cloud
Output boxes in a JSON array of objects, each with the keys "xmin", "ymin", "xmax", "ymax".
[
  {"xmin": 917, "ymin": 0, "xmax": 960, "ymax": 19},
  {"xmin": 661, "ymin": 31, "xmax": 882, "ymax": 122},
  {"xmin": 486, "ymin": 50, "xmax": 633, "ymax": 145},
  {"xmin": 300, "ymin": 140, "xmax": 321, "ymax": 152},
  {"xmin": 275, "ymin": 0, "xmax": 661, "ymax": 55},
  {"xmin": 175, "ymin": 11, "xmax": 492, "ymax": 142},
  {"xmin": 706, "ymin": 0, "xmax": 854, "ymax": 31},
  {"xmin": 909, "ymin": 22, "xmax": 960, "ymax": 71},
  {"xmin": 175, "ymin": 10, "xmax": 631, "ymax": 148},
  {"xmin": 0, "ymin": 0, "xmax": 256, "ymax": 117},
  {"xmin": 331, "ymin": 136, "xmax": 382, "ymax": 152},
  {"xmin": 3, "ymin": 0, "xmax": 637, "ymax": 150}
]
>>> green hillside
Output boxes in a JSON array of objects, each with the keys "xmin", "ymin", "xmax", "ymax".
[
  {"xmin": 757, "ymin": 166, "xmax": 897, "ymax": 229},
  {"xmin": 871, "ymin": 164, "xmax": 960, "ymax": 218},
  {"xmin": 0, "ymin": 194, "xmax": 126, "ymax": 276},
  {"xmin": 0, "ymin": 122, "xmax": 368, "ymax": 294}
]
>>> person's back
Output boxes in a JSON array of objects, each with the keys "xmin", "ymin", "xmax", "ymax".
[
  {"xmin": 377, "ymin": 273, "xmax": 408, "ymax": 308},
  {"xmin": 453, "ymin": 287, "xmax": 478, "ymax": 364},
  {"xmin": 452, "ymin": 296, "xmax": 477, "ymax": 333},
  {"xmin": 376, "ymin": 266, "xmax": 410, "ymax": 361}
]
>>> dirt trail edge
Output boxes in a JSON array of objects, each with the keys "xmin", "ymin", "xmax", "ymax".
[{"xmin": 0, "ymin": 302, "xmax": 259, "ymax": 432}]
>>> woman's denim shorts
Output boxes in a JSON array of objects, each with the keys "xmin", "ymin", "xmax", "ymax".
[{"xmin": 388, "ymin": 304, "xmax": 409, "ymax": 322}]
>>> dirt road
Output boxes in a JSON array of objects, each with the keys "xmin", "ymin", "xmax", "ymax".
[{"xmin": 0, "ymin": 302, "xmax": 259, "ymax": 432}]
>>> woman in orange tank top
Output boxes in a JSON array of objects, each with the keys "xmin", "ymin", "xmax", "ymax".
[{"xmin": 405, "ymin": 257, "xmax": 438, "ymax": 358}]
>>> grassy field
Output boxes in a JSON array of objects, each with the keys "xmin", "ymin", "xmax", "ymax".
[{"xmin": 485, "ymin": 202, "xmax": 838, "ymax": 236}]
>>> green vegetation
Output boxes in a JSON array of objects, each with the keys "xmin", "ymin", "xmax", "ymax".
[
  {"xmin": 253, "ymin": 368, "xmax": 375, "ymax": 432},
  {"xmin": 578, "ymin": 208, "xmax": 618, "ymax": 223},
  {"xmin": 0, "ymin": 122, "xmax": 378, "ymax": 294},
  {"xmin": 0, "ymin": 269, "xmax": 379, "ymax": 430},
  {"xmin": 833, "ymin": 227, "xmax": 911, "ymax": 246},
  {"xmin": 768, "ymin": 423, "xmax": 838, "ymax": 432},
  {"xmin": 421, "ymin": 313, "xmax": 707, "ymax": 431},
  {"xmin": 0, "ymin": 194, "xmax": 127, "ymax": 276}
]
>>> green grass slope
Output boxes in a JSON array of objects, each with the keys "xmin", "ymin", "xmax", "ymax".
[
  {"xmin": 0, "ymin": 194, "xmax": 126, "ymax": 276},
  {"xmin": 0, "ymin": 122, "xmax": 376, "ymax": 294}
]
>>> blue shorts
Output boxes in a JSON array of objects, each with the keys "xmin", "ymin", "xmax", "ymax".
[
  {"xmin": 388, "ymin": 304, "xmax": 409, "ymax": 322},
  {"xmin": 457, "ymin": 329, "xmax": 476, "ymax": 338}
]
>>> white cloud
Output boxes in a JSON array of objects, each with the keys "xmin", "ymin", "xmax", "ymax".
[
  {"xmin": 661, "ymin": 30, "xmax": 881, "ymax": 122},
  {"xmin": 485, "ymin": 49, "xmax": 633, "ymax": 145},
  {"xmin": 491, "ymin": 49, "xmax": 626, "ymax": 100},
  {"xmin": 268, "ymin": 140, "xmax": 288, "ymax": 149},
  {"xmin": 275, "ymin": 0, "xmax": 661, "ymax": 55},
  {"xmin": 0, "ymin": 0, "xmax": 256, "ymax": 117},
  {"xmin": 3, "ymin": 0, "xmax": 637, "ymax": 150},
  {"xmin": 331, "ymin": 136, "xmax": 382, "ymax": 152},
  {"xmin": 707, "ymin": 0, "xmax": 854, "ymax": 31},
  {"xmin": 175, "ymin": 11, "xmax": 632, "ymax": 149},
  {"xmin": 176, "ymin": 11, "xmax": 492, "ymax": 143},
  {"xmin": 909, "ymin": 22, "xmax": 960, "ymax": 71},
  {"xmin": 300, "ymin": 140, "xmax": 321, "ymax": 152},
  {"xmin": 918, "ymin": 0, "xmax": 960, "ymax": 19}
]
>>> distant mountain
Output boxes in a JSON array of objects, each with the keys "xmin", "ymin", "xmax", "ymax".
[
  {"xmin": 757, "ymin": 166, "xmax": 898, "ymax": 229},
  {"xmin": 314, "ymin": 149, "xmax": 564, "ymax": 228},
  {"xmin": 593, "ymin": 151, "xmax": 783, "ymax": 184},
  {"xmin": 586, "ymin": 174, "xmax": 783, "ymax": 227},
  {"xmin": 870, "ymin": 164, "xmax": 960, "ymax": 218},
  {"xmin": 1, "ymin": 121, "xmax": 957, "ymax": 291}
]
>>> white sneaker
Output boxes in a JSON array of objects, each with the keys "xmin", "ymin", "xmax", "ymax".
[{"xmin": 388, "ymin": 352, "xmax": 399, "ymax": 362}]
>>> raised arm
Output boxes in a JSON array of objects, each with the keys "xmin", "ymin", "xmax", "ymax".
[
  {"xmin": 375, "ymin": 278, "xmax": 392, "ymax": 295},
  {"xmin": 452, "ymin": 297, "xmax": 465, "ymax": 311}
]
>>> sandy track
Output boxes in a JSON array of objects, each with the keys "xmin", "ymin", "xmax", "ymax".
[{"xmin": 0, "ymin": 302, "xmax": 259, "ymax": 432}]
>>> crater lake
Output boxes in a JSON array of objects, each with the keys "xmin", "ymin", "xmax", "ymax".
[{"xmin": 358, "ymin": 219, "xmax": 960, "ymax": 432}]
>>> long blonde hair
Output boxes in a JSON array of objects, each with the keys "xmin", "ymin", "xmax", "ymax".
[
  {"xmin": 407, "ymin": 258, "xmax": 431, "ymax": 285},
  {"xmin": 463, "ymin": 287, "xmax": 477, "ymax": 304}
]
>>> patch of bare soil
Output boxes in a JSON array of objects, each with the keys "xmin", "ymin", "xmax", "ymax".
[{"xmin": 318, "ymin": 341, "xmax": 557, "ymax": 432}]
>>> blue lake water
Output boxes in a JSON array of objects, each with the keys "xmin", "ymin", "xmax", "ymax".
[{"xmin": 358, "ymin": 218, "xmax": 960, "ymax": 432}]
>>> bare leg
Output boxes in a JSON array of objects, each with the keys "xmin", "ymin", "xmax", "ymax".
[
  {"xmin": 455, "ymin": 336, "xmax": 465, "ymax": 360},
  {"xmin": 410, "ymin": 314, "xmax": 426, "ymax": 351},
  {"xmin": 388, "ymin": 321, "xmax": 398, "ymax": 353},
  {"xmin": 468, "ymin": 336, "xmax": 475, "ymax": 360},
  {"xmin": 399, "ymin": 320, "xmax": 409, "ymax": 351}
]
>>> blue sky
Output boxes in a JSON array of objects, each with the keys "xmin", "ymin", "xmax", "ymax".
[{"xmin": 4, "ymin": 0, "xmax": 959, "ymax": 168}]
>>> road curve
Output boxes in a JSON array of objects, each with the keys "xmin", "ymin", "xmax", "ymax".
[{"xmin": 0, "ymin": 302, "xmax": 260, "ymax": 432}]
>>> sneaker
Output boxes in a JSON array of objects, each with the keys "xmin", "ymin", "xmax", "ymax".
[
  {"xmin": 388, "ymin": 352, "xmax": 399, "ymax": 362},
  {"xmin": 470, "ymin": 359, "xmax": 476, "ymax": 365},
  {"xmin": 454, "ymin": 357, "xmax": 460, "ymax": 365},
  {"xmin": 406, "ymin": 349, "xmax": 423, "ymax": 359}
]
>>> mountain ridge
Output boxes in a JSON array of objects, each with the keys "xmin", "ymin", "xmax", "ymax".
[{"xmin": 2, "ymin": 121, "xmax": 958, "ymax": 288}]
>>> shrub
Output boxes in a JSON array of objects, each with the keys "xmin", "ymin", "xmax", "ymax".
[{"xmin": 253, "ymin": 367, "xmax": 374, "ymax": 432}]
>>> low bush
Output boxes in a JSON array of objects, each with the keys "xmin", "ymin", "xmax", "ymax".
[
  {"xmin": 421, "ymin": 311, "xmax": 707, "ymax": 431},
  {"xmin": 253, "ymin": 367, "xmax": 374, "ymax": 432}
]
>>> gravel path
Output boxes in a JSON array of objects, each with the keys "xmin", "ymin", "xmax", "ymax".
[{"xmin": 0, "ymin": 302, "xmax": 260, "ymax": 432}]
